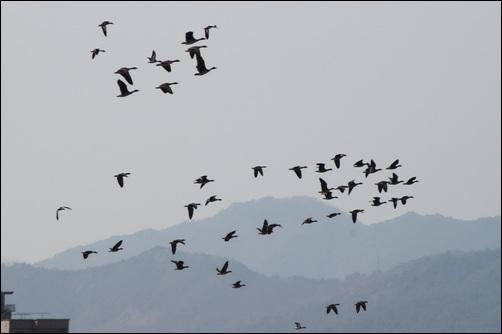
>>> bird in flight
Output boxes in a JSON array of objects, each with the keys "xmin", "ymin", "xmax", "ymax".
[
  {"xmin": 182, "ymin": 31, "xmax": 206, "ymax": 45},
  {"xmin": 316, "ymin": 163, "xmax": 332, "ymax": 173},
  {"xmin": 114, "ymin": 67, "xmax": 137, "ymax": 85},
  {"xmin": 326, "ymin": 303, "xmax": 340, "ymax": 314},
  {"xmin": 116, "ymin": 80, "xmax": 139, "ymax": 97},
  {"xmin": 327, "ymin": 212, "xmax": 341, "ymax": 219},
  {"xmin": 194, "ymin": 53, "xmax": 217, "ymax": 76},
  {"xmin": 81, "ymin": 250, "xmax": 97, "ymax": 259},
  {"xmin": 114, "ymin": 172, "xmax": 130, "ymax": 188},
  {"xmin": 205, "ymin": 195, "xmax": 222, "ymax": 206},
  {"xmin": 98, "ymin": 21, "xmax": 113, "ymax": 36},
  {"xmin": 91, "ymin": 48, "xmax": 105, "ymax": 59},
  {"xmin": 156, "ymin": 59, "xmax": 180, "ymax": 73},
  {"xmin": 171, "ymin": 260, "xmax": 189, "ymax": 270},
  {"xmin": 185, "ymin": 45, "xmax": 207, "ymax": 59},
  {"xmin": 184, "ymin": 203, "xmax": 201, "ymax": 220},
  {"xmin": 349, "ymin": 209, "xmax": 364, "ymax": 223},
  {"xmin": 295, "ymin": 322, "xmax": 306, "ymax": 330},
  {"xmin": 222, "ymin": 230, "xmax": 238, "ymax": 242},
  {"xmin": 232, "ymin": 280, "xmax": 245, "ymax": 288},
  {"xmin": 204, "ymin": 25, "xmax": 217, "ymax": 39},
  {"xmin": 289, "ymin": 165, "xmax": 307, "ymax": 179},
  {"xmin": 170, "ymin": 239, "xmax": 185, "ymax": 255},
  {"xmin": 109, "ymin": 240, "xmax": 123, "ymax": 252},
  {"xmin": 156, "ymin": 82, "xmax": 178, "ymax": 94},
  {"xmin": 302, "ymin": 217, "xmax": 317, "ymax": 225},
  {"xmin": 56, "ymin": 206, "xmax": 71, "ymax": 220},
  {"xmin": 194, "ymin": 175, "xmax": 214, "ymax": 189},
  {"xmin": 216, "ymin": 261, "xmax": 232, "ymax": 275},
  {"xmin": 386, "ymin": 159, "xmax": 402, "ymax": 170},
  {"xmin": 370, "ymin": 197, "xmax": 387, "ymax": 207},
  {"xmin": 147, "ymin": 50, "xmax": 160, "ymax": 63},
  {"xmin": 331, "ymin": 154, "xmax": 346, "ymax": 169},
  {"xmin": 252, "ymin": 166, "xmax": 267, "ymax": 178},
  {"xmin": 355, "ymin": 301, "xmax": 368, "ymax": 313},
  {"xmin": 403, "ymin": 177, "xmax": 418, "ymax": 185}
]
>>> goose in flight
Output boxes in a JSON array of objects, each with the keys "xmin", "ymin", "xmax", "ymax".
[
  {"xmin": 156, "ymin": 59, "xmax": 180, "ymax": 73},
  {"xmin": 194, "ymin": 175, "xmax": 214, "ymax": 188},
  {"xmin": 56, "ymin": 206, "xmax": 71, "ymax": 220},
  {"xmin": 147, "ymin": 50, "xmax": 160, "ymax": 63},
  {"xmin": 322, "ymin": 191, "xmax": 338, "ymax": 200},
  {"xmin": 403, "ymin": 177, "xmax": 418, "ymax": 185},
  {"xmin": 295, "ymin": 322, "xmax": 306, "ymax": 330},
  {"xmin": 114, "ymin": 172, "xmax": 130, "ymax": 188},
  {"xmin": 91, "ymin": 48, "xmax": 105, "ymax": 59},
  {"xmin": 375, "ymin": 180, "xmax": 389, "ymax": 193},
  {"xmin": 171, "ymin": 260, "xmax": 189, "ymax": 270},
  {"xmin": 326, "ymin": 303, "xmax": 340, "ymax": 314},
  {"xmin": 388, "ymin": 173, "xmax": 403, "ymax": 185},
  {"xmin": 116, "ymin": 80, "xmax": 138, "ymax": 97},
  {"xmin": 82, "ymin": 250, "xmax": 97, "ymax": 259},
  {"xmin": 205, "ymin": 195, "xmax": 222, "ymax": 206},
  {"xmin": 363, "ymin": 159, "xmax": 381, "ymax": 178},
  {"xmin": 109, "ymin": 240, "xmax": 123, "ymax": 252},
  {"xmin": 184, "ymin": 203, "xmax": 201, "ymax": 220},
  {"xmin": 353, "ymin": 159, "xmax": 369, "ymax": 168},
  {"xmin": 389, "ymin": 197, "xmax": 400, "ymax": 209},
  {"xmin": 349, "ymin": 209, "xmax": 364, "ymax": 223},
  {"xmin": 156, "ymin": 82, "xmax": 178, "ymax": 94},
  {"xmin": 302, "ymin": 217, "xmax": 317, "ymax": 225},
  {"xmin": 355, "ymin": 301, "xmax": 368, "ymax": 313},
  {"xmin": 319, "ymin": 178, "xmax": 335, "ymax": 196},
  {"xmin": 347, "ymin": 180, "xmax": 363, "ymax": 195},
  {"xmin": 331, "ymin": 154, "xmax": 346, "ymax": 169},
  {"xmin": 170, "ymin": 239, "xmax": 185, "ymax": 255},
  {"xmin": 216, "ymin": 260, "xmax": 231, "ymax": 275},
  {"xmin": 204, "ymin": 25, "xmax": 217, "ymax": 39},
  {"xmin": 185, "ymin": 45, "xmax": 207, "ymax": 59},
  {"xmin": 223, "ymin": 230, "xmax": 238, "ymax": 242},
  {"xmin": 252, "ymin": 166, "xmax": 267, "ymax": 178},
  {"xmin": 182, "ymin": 31, "xmax": 206, "ymax": 45},
  {"xmin": 98, "ymin": 21, "xmax": 113, "ymax": 36},
  {"xmin": 289, "ymin": 165, "xmax": 307, "ymax": 179},
  {"xmin": 400, "ymin": 195, "xmax": 414, "ymax": 205},
  {"xmin": 316, "ymin": 163, "xmax": 332, "ymax": 173},
  {"xmin": 194, "ymin": 53, "xmax": 217, "ymax": 76},
  {"xmin": 370, "ymin": 197, "xmax": 387, "ymax": 207},
  {"xmin": 327, "ymin": 212, "xmax": 341, "ymax": 218},
  {"xmin": 386, "ymin": 159, "xmax": 402, "ymax": 170},
  {"xmin": 232, "ymin": 280, "xmax": 245, "ymax": 288},
  {"xmin": 114, "ymin": 67, "xmax": 137, "ymax": 85}
]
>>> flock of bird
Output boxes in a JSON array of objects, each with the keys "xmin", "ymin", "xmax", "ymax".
[{"xmin": 55, "ymin": 20, "xmax": 421, "ymax": 331}]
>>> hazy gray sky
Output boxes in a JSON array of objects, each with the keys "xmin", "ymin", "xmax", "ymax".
[{"xmin": 2, "ymin": 1, "xmax": 500, "ymax": 263}]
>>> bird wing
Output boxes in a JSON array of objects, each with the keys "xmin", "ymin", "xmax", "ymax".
[
  {"xmin": 117, "ymin": 80, "xmax": 129, "ymax": 96},
  {"xmin": 221, "ymin": 261, "xmax": 228, "ymax": 272},
  {"xmin": 114, "ymin": 240, "xmax": 123, "ymax": 249},
  {"xmin": 56, "ymin": 209, "xmax": 59, "ymax": 220},
  {"xmin": 195, "ymin": 53, "xmax": 207, "ymax": 72},
  {"xmin": 171, "ymin": 242, "xmax": 177, "ymax": 255},
  {"xmin": 121, "ymin": 70, "xmax": 134, "ymax": 85},
  {"xmin": 185, "ymin": 31, "xmax": 195, "ymax": 42},
  {"xmin": 293, "ymin": 168, "xmax": 302, "ymax": 179},
  {"xmin": 116, "ymin": 175, "xmax": 124, "ymax": 187},
  {"xmin": 83, "ymin": 252, "xmax": 88, "ymax": 259},
  {"xmin": 187, "ymin": 206, "xmax": 194, "ymax": 219},
  {"xmin": 356, "ymin": 303, "xmax": 361, "ymax": 313},
  {"xmin": 319, "ymin": 178, "xmax": 328, "ymax": 192},
  {"xmin": 101, "ymin": 25, "xmax": 107, "ymax": 36},
  {"xmin": 361, "ymin": 302, "xmax": 366, "ymax": 311}
]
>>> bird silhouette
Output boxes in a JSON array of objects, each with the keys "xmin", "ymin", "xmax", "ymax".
[
  {"xmin": 319, "ymin": 178, "xmax": 335, "ymax": 196},
  {"xmin": 216, "ymin": 260, "xmax": 231, "ymax": 275},
  {"xmin": 170, "ymin": 239, "xmax": 185, "ymax": 255},
  {"xmin": 194, "ymin": 175, "xmax": 214, "ymax": 188},
  {"xmin": 302, "ymin": 217, "xmax": 317, "ymax": 225},
  {"xmin": 400, "ymin": 195, "xmax": 414, "ymax": 205},
  {"xmin": 386, "ymin": 159, "xmax": 402, "ymax": 170},
  {"xmin": 204, "ymin": 25, "xmax": 217, "ymax": 39},
  {"xmin": 114, "ymin": 172, "xmax": 130, "ymax": 188},
  {"xmin": 347, "ymin": 180, "xmax": 363, "ymax": 195},
  {"xmin": 355, "ymin": 301, "xmax": 368, "ymax": 313},
  {"xmin": 171, "ymin": 260, "xmax": 189, "ymax": 270},
  {"xmin": 327, "ymin": 212, "xmax": 341, "ymax": 218},
  {"xmin": 388, "ymin": 173, "xmax": 403, "ymax": 185},
  {"xmin": 194, "ymin": 53, "xmax": 217, "ymax": 76},
  {"xmin": 184, "ymin": 203, "xmax": 201, "ymax": 220},
  {"xmin": 316, "ymin": 163, "xmax": 332, "ymax": 173},
  {"xmin": 390, "ymin": 197, "xmax": 400, "ymax": 209},
  {"xmin": 353, "ymin": 159, "xmax": 369, "ymax": 168},
  {"xmin": 252, "ymin": 166, "xmax": 267, "ymax": 178},
  {"xmin": 349, "ymin": 209, "xmax": 364, "ymax": 223},
  {"xmin": 91, "ymin": 48, "xmax": 105, "ymax": 59},
  {"xmin": 375, "ymin": 180, "xmax": 389, "ymax": 193},
  {"xmin": 155, "ymin": 82, "xmax": 178, "ymax": 94},
  {"xmin": 156, "ymin": 60, "xmax": 180, "ymax": 73},
  {"xmin": 322, "ymin": 191, "xmax": 338, "ymax": 200},
  {"xmin": 185, "ymin": 45, "xmax": 207, "ymax": 59},
  {"xmin": 116, "ymin": 79, "xmax": 139, "ymax": 97},
  {"xmin": 114, "ymin": 67, "xmax": 137, "ymax": 85},
  {"xmin": 56, "ymin": 206, "xmax": 71, "ymax": 220},
  {"xmin": 363, "ymin": 159, "xmax": 381, "ymax": 177},
  {"xmin": 147, "ymin": 50, "xmax": 160, "ymax": 63},
  {"xmin": 295, "ymin": 322, "xmax": 306, "ymax": 330},
  {"xmin": 370, "ymin": 197, "xmax": 387, "ymax": 207},
  {"xmin": 222, "ymin": 230, "xmax": 238, "ymax": 242},
  {"xmin": 81, "ymin": 250, "xmax": 97, "ymax": 259},
  {"xmin": 205, "ymin": 195, "xmax": 222, "ymax": 206},
  {"xmin": 289, "ymin": 165, "xmax": 307, "ymax": 179},
  {"xmin": 98, "ymin": 21, "xmax": 113, "ymax": 36},
  {"xmin": 109, "ymin": 240, "xmax": 123, "ymax": 252},
  {"xmin": 232, "ymin": 280, "xmax": 245, "ymax": 288},
  {"xmin": 182, "ymin": 31, "xmax": 206, "ymax": 45},
  {"xmin": 326, "ymin": 303, "xmax": 340, "ymax": 314},
  {"xmin": 331, "ymin": 154, "xmax": 346, "ymax": 169},
  {"xmin": 403, "ymin": 177, "xmax": 418, "ymax": 185}
]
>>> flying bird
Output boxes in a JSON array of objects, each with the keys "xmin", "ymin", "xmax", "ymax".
[
  {"xmin": 98, "ymin": 21, "xmax": 113, "ymax": 36},
  {"xmin": 252, "ymin": 166, "xmax": 267, "ymax": 178},
  {"xmin": 403, "ymin": 177, "xmax": 418, "ymax": 185},
  {"xmin": 182, "ymin": 31, "xmax": 206, "ymax": 45},
  {"xmin": 322, "ymin": 191, "xmax": 338, "ymax": 200},
  {"xmin": 147, "ymin": 50, "xmax": 160, "ymax": 63},
  {"xmin": 375, "ymin": 180, "xmax": 389, "ymax": 193},
  {"xmin": 204, "ymin": 25, "xmax": 217, "ymax": 39},
  {"xmin": 205, "ymin": 195, "xmax": 222, "ymax": 206},
  {"xmin": 171, "ymin": 260, "xmax": 189, "ymax": 270},
  {"xmin": 326, "ymin": 303, "xmax": 340, "ymax": 314},
  {"xmin": 170, "ymin": 239, "xmax": 185, "ymax": 255},
  {"xmin": 363, "ymin": 159, "xmax": 381, "ymax": 177},
  {"xmin": 349, "ymin": 209, "xmax": 364, "ymax": 223},
  {"xmin": 90, "ymin": 48, "xmax": 105, "ymax": 59},
  {"xmin": 355, "ymin": 301, "xmax": 368, "ymax": 313},
  {"xmin": 386, "ymin": 159, "xmax": 402, "ymax": 170},
  {"xmin": 116, "ymin": 79, "xmax": 139, "ymax": 97},
  {"xmin": 81, "ymin": 250, "xmax": 97, "ymax": 259},
  {"xmin": 222, "ymin": 230, "xmax": 238, "ymax": 242},
  {"xmin": 109, "ymin": 240, "xmax": 123, "ymax": 252},
  {"xmin": 194, "ymin": 175, "xmax": 214, "ymax": 188},
  {"xmin": 184, "ymin": 203, "xmax": 201, "ymax": 220},
  {"xmin": 114, "ymin": 172, "xmax": 130, "ymax": 188},
  {"xmin": 327, "ymin": 212, "xmax": 341, "ymax": 218},
  {"xmin": 331, "ymin": 154, "xmax": 346, "ymax": 169},
  {"xmin": 289, "ymin": 165, "xmax": 307, "ymax": 179},
  {"xmin": 185, "ymin": 45, "xmax": 207, "ymax": 59},
  {"xmin": 216, "ymin": 261, "xmax": 232, "ymax": 275},
  {"xmin": 295, "ymin": 322, "xmax": 306, "ymax": 330},
  {"xmin": 388, "ymin": 173, "xmax": 403, "ymax": 185},
  {"xmin": 370, "ymin": 197, "xmax": 387, "ymax": 207},
  {"xmin": 114, "ymin": 67, "xmax": 137, "ymax": 85},
  {"xmin": 156, "ymin": 59, "xmax": 180, "ymax": 72},
  {"xmin": 390, "ymin": 197, "xmax": 400, "ymax": 209},
  {"xmin": 400, "ymin": 195, "xmax": 414, "ymax": 205},
  {"xmin": 316, "ymin": 163, "xmax": 332, "ymax": 173},
  {"xmin": 353, "ymin": 159, "xmax": 369, "ymax": 168},
  {"xmin": 302, "ymin": 217, "xmax": 317, "ymax": 225},
  {"xmin": 319, "ymin": 178, "xmax": 335, "ymax": 196},
  {"xmin": 257, "ymin": 219, "xmax": 270, "ymax": 235},
  {"xmin": 347, "ymin": 180, "xmax": 363, "ymax": 195},
  {"xmin": 232, "ymin": 280, "xmax": 245, "ymax": 288},
  {"xmin": 56, "ymin": 206, "xmax": 71, "ymax": 220},
  {"xmin": 156, "ymin": 82, "xmax": 178, "ymax": 94},
  {"xmin": 194, "ymin": 53, "xmax": 217, "ymax": 76}
]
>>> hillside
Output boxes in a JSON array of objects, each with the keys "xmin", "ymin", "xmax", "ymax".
[
  {"xmin": 2, "ymin": 247, "xmax": 500, "ymax": 332},
  {"xmin": 33, "ymin": 196, "xmax": 501, "ymax": 280}
]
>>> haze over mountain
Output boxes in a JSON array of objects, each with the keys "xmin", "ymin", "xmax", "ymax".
[
  {"xmin": 33, "ymin": 196, "xmax": 501, "ymax": 279},
  {"xmin": 2, "ymin": 247, "xmax": 500, "ymax": 332}
]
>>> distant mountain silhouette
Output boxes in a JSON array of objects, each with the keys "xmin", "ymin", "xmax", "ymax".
[
  {"xmin": 33, "ymin": 196, "xmax": 501, "ymax": 279},
  {"xmin": 2, "ymin": 247, "xmax": 500, "ymax": 332}
]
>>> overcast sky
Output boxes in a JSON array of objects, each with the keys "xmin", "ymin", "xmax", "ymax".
[{"xmin": 2, "ymin": 1, "xmax": 500, "ymax": 264}]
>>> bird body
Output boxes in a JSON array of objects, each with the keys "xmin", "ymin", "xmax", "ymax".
[
  {"xmin": 347, "ymin": 180, "xmax": 363, "ymax": 195},
  {"xmin": 223, "ymin": 230, "xmax": 238, "ymax": 242},
  {"xmin": 327, "ymin": 212, "xmax": 341, "ymax": 218},
  {"xmin": 375, "ymin": 180, "xmax": 389, "ymax": 193},
  {"xmin": 82, "ymin": 250, "xmax": 97, "ymax": 259},
  {"xmin": 56, "ymin": 206, "xmax": 71, "ymax": 220},
  {"xmin": 319, "ymin": 178, "xmax": 335, "ymax": 195},
  {"xmin": 302, "ymin": 217, "xmax": 317, "ymax": 225},
  {"xmin": 349, "ymin": 209, "xmax": 364, "ymax": 223},
  {"xmin": 355, "ymin": 301, "xmax": 368, "ymax": 313},
  {"xmin": 156, "ymin": 60, "xmax": 180, "ymax": 72},
  {"xmin": 114, "ymin": 67, "xmax": 137, "ymax": 85},
  {"xmin": 390, "ymin": 197, "xmax": 400, "ymax": 209},
  {"xmin": 403, "ymin": 177, "xmax": 418, "ymax": 185},
  {"xmin": 194, "ymin": 175, "xmax": 214, "ymax": 188},
  {"xmin": 386, "ymin": 159, "xmax": 402, "ymax": 170},
  {"xmin": 109, "ymin": 240, "xmax": 123, "ymax": 252},
  {"xmin": 171, "ymin": 260, "xmax": 189, "ymax": 270},
  {"xmin": 370, "ymin": 197, "xmax": 387, "ymax": 207},
  {"xmin": 295, "ymin": 322, "xmax": 306, "ymax": 330},
  {"xmin": 205, "ymin": 195, "xmax": 222, "ymax": 206},
  {"xmin": 353, "ymin": 160, "xmax": 369, "ymax": 168},
  {"xmin": 98, "ymin": 21, "xmax": 113, "ymax": 36},
  {"xmin": 91, "ymin": 48, "xmax": 105, "ymax": 59},
  {"xmin": 114, "ymin": 172, "xmax": 130, "ymax": 188},
  {"xmin": 400, "ymin": 195, "xmax": 414, "ymax": 205},
  {"xmin": 184, "ymin": 203, "xmax": 201, "ymax": 219},
  {"xmin": 388, "ymin": 173, "xmax": 403, "ymax": 185},
  {"xmin": 194, "ymin": 53, "xmax": 216, "ymax": 76},
  {"xmin": 204, "ymin": 25, "xmax": 217, "ymax": 39},
  {"xmin": 326, "ymin": 303, "xmax": 340, "ymax": 314},
  {"xmin": 252, "ymin": 166, "xmax": 266, "ymax": 178},
  {"xmin": 289, "ymin": 166, "xmax": 307, "ymax": 179},
  {"xmin": 331, "ymin": 154, "xmax": 346, "ymax": 168},
  {"xmin": 182, "ymin": 31, "xmax": 206, "ymax": 45},
  {"xmin": 156, "ymin": 82, "xmax": 178, "ymax": 94},
  {"xmin": 316, "ymin": 163, "xmax": 332, "ymax": 173},
  {"xmin": 116, "ymin": 79, "xmax": 139, "ymax": 97},
  {"xmin": 185, "ymin": 45, "xmax": 207, "ymax": 59},
  {"xmin": 216, "ymin": 260, "xmax": 231, "ymax": 275},
  {"xmin": 147, "ymin": 50, "xmax": 160, "ymax": 63},
  {"xmin": 170, "ymin": 239, "xmax": 185, "ymax": 255},
  {"xmin": 232, "ymin": 280, "xmax": 245, "ymax": 288}
]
